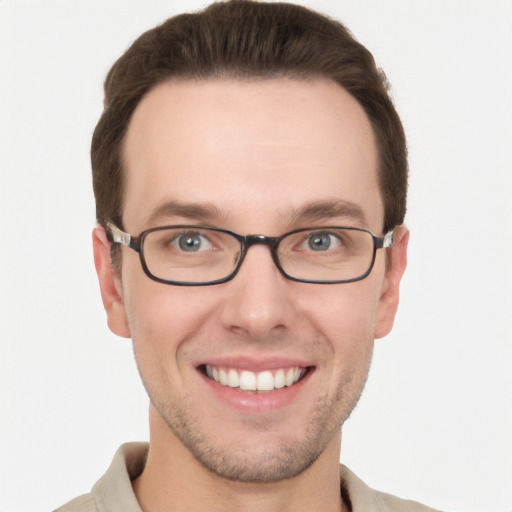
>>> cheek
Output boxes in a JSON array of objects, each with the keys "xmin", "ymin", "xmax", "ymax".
[
  {"xmin": 300, "ymin": 279, "xmax": 382, "ymax": 345},
  {"xmin": 123, "ymin": 286, "xmax": 213, "ymax": 396},
  {"xmin": 122, "ymin": 275, "xmax": 217, "ymax": 357}
]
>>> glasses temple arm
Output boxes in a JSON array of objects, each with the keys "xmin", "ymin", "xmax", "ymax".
[
  {"xmin": 376, "ymin": 230, "xmax": 394, "ymax": 249},
  {"xmin": 105, "ymin": 222, "xmax": 142, "ymax": 252}
]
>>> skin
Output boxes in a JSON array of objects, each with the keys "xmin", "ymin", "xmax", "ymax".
[{"xmin": 93, "ymin": 78, "xmax": 409, "ymax": 512}]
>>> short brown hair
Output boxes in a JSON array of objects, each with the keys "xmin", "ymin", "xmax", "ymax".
[{"xmin": 92, "ymin": 0, "xmax": 407, "ymax": 235}]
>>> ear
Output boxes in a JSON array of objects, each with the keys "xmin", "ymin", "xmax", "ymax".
[
  {"xmin": 374, "ymin": 225, "xmax": 409, "ymax": 339},
  {"xmin": 92, "ymin": 226, "xmax": 131, "ymax": 338}
]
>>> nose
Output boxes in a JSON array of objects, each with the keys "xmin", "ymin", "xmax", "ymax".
[{"xmin": 219, "ymin": 244, "xmax": 294, "ymax": 340}]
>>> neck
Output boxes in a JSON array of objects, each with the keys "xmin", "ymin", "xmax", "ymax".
[{"xmin": 133, "ymin": 407, "xmax": 345, "ymax": 512}]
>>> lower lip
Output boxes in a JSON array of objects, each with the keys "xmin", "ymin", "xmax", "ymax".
[{"xmin": 201, "ymin": 369, "xmax": 313, "ymax": 413}]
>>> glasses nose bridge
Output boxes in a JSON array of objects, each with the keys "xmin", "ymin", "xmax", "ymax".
[
  {"xmin": 239, "ymin": 234, "xmax": 281, "ymax": 272},
  {"xmin": 238, "ymin": 235, "xmax": 282, "ymax": 273},
  {"xmin": 244, "ymin": 234, "xmax": 280, "ymax": 250}
]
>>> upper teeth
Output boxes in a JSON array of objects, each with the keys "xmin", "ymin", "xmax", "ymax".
[{"xmin": 205, "ymin": 365, "xmax": 304, "ymax": 391}]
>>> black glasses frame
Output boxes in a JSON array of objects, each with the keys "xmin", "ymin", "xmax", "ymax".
[{"xmin": 106, "ymin": 222, "xmax": 394, "ymax": 286}]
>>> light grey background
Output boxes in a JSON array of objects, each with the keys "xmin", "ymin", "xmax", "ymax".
[{"xmin": 1, "ymin": 1, "xmax": 511, "ymax": 511}]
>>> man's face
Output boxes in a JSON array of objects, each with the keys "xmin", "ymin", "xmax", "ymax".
[{"xmin": 95, "ymin": 78, "xmax": 407, "ymax": 482}]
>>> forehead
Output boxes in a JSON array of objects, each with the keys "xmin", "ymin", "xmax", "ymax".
[{"xmin": 121, "ymin": 78, "xmax": 383, "ymax": 233}]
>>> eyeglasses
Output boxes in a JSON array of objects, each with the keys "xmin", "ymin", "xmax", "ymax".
[{"xmin": 106, "ymin": 222, "xmax": 394, "ymax": 286}]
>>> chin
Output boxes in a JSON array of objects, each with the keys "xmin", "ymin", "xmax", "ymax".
[{"xmin": 154, "ymin": 392, "xmax": 345, "ymax": 483}]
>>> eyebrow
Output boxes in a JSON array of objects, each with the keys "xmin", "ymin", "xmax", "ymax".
[
  {"xmin": 289, "ymin": 199, "xmax": 367, "ymax": 226},
  {"xmin": 145, "ymin": 200, "xmax": 226, "ymax": 226},
  {"xmin": 144, "ymin": 198, "xmax": 366, "ymax": 228}
]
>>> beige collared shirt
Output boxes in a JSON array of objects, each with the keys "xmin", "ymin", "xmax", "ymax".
[{"xmin": 55, "ymin": 443, "xmax": 441, "ymax": 512}]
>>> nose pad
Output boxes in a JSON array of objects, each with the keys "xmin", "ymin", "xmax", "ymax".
[{"xmin": 219, "ymin": 244, "xmax": 291, "ymax": 340}]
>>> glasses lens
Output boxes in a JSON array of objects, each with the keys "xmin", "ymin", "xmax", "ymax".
[
  {"xmin": 277, "ymin": 228, "xmax": 375, "ymax": 282},
  {"xmin": 142, "ymin": 227, "xmax": 241, "ymax": 284}
]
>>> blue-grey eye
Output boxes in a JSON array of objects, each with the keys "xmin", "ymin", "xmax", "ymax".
[
  {"xmin": 173, "ymin": 233, "xmax": 213, "ymax": 252},
  {"xmin": 305, "ymin": 232, "xmax": 341, "ymax": 251}
]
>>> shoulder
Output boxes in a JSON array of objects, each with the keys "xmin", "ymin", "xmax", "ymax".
[
  {"xmin": 53, "ymin": 443, "xmax": 148, "ymax": 512},
  {"xmin": 340, "ymin": 465, "xmax": 442, "ymax": 512},
  {"xmin": 53, "ymin": 493, "xmax": 97, "ymax": 512},
  {"xmin": 371, "ymin": 491, "xmax": 442, "ymax": 512}
]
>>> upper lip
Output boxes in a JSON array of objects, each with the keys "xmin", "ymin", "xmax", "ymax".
[{"xmin": 195, "ymin": 355, "xmax": 313, "ymax": 372}]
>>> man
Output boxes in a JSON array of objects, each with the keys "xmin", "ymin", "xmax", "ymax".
[{"xmin": 57, "ymin": 1, "xmax": 438, "ymax": 510}]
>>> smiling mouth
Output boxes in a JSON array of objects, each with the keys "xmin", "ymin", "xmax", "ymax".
[{"xmin": 201, "ymin": 365, "xmax": 310, "ymax": 392}]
